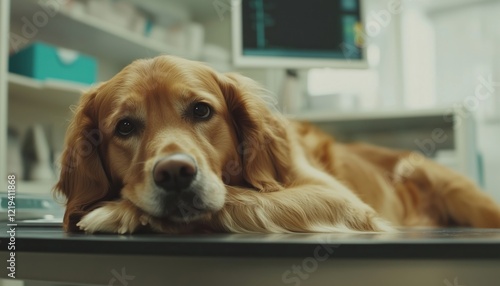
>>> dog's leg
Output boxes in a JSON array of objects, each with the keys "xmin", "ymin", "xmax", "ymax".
[
  {"xmin": 211, "ymin": 185, "xmax": 395, "ymax": 233},
  {"xmin": 77, "ymin": 199, "xmax": 200, "ymax": 234},
  {"xmin": 397, "ymin": 154, "xmax": 500, "ymax": 228},
  {"xmin": 77, "ymin": 200, "xmax": 150, "ymax": 234}
]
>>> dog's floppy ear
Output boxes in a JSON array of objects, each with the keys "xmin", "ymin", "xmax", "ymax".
[
  {"xmin": 54, "ymin": 84, "xmax": 113, "ymax": 231},
  {"xmin": 217, "ymin": 73, "xmax": 292, "ymax": 192}
]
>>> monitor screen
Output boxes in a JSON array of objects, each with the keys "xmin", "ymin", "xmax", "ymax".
[{"xmin": 232, "ymin": 0, "xmax": 367, "ymax": 69}]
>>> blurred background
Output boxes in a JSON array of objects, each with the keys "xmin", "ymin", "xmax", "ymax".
[{"xmin": 1, "ymin": 0, "xmax": 500, "ymax": 226}]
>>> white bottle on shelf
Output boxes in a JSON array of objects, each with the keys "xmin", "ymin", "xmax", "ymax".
[{"xmin": 24, "ymin": 124, "xmax": 55, "ymax": 181}]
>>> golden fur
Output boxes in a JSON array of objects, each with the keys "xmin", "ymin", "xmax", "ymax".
[{"xmin": 55, "ymin": 56, "xmax": 500, "ymax": 233}]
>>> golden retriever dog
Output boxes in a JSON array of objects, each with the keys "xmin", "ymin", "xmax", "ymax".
[{"xmin": 55, "ymin": 55, "xmax": 500, "ymax": 233}]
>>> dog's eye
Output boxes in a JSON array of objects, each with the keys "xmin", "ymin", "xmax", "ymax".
[
  {"xmin": 192, "ymin": 103, "xmax": 212, "ymax": 119},
  {"xmin": 116, "ymin": 119, "xmax": 135, "ymax": 137}
]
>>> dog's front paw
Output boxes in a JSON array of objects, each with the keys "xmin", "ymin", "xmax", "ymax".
[
  {"xmin": 76, "ymin": 201, "xmax": 148, "ymax": 234},
  {"xmin": 348, "ymin": 208, "xmax": 396, "ymax": 232}
]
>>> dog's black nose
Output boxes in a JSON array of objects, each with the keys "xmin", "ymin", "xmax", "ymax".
[{"xmin": 153, "ymin": 154, "xmax": 197, "ymax": 191}]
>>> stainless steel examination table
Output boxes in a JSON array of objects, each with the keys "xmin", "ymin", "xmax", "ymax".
[{"xmin": 1, "ymin": 224, "xmax": 500, "ymax": 286}]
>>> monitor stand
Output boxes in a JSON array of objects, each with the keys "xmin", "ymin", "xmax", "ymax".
[{"xmin": 280, "ymin": 69, "xmax": 305, "ymax": 114}]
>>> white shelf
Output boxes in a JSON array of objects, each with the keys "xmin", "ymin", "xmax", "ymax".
[
  {"xmin": 8, "ymin": 73, "xmax": 85, "ymax": 108},
  {"xmin": 16, "ymin": 180, "xmax": 57, "ymax": 195},
  {"xmin": 126, "ymin": 0, "xmax": 223, "ymax": 22},
  {"xmin": 290, "ymin": 108, "xmax": 454, "ymax": 123},
  {"xmin": 289, "ymin": 107, "xmax": 479, "ymax": 182},
  {"xmin": 126, "ymin": 0, "xmax": 191, "ymax": 25},
  {"xmin": 10, "ymin": 0, "xmax": 194, "ymax": 66},
  {"xmin": 415, "ymin": 0, "xmax": 493, "ymax": 12}
]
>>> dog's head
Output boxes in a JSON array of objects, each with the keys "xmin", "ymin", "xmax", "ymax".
[{"xmin": 55, "ymin": 56, "xmax": 291, "ymax": 231}]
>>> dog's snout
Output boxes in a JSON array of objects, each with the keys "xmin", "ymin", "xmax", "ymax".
[{"xmin": 153, "ymin": 154, "xmax": 197, "ymax": 191}]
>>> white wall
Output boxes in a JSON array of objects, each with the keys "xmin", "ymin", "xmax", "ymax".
[
  {"xmin": 401, "ymin": 5, "xmax": 436, "ymax": 108},
  {"xmin": 362, "ymin": 0, "xmax": 405, "ymax": 109},
  {"xmin": 429, "ymin": 1, "xmax": 500, "ymax": 202},
  {"xmin": 431, "ymin": 3, "xmax": 498, "ymax": 107}
]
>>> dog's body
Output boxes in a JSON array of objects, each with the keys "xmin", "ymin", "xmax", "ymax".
[{"xmin": 56, "ymin": 56, "xmax": 500, "ymax": 233}]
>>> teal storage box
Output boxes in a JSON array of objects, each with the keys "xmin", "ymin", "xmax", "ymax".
[{"xmin": 9, "ymin": 42, "xmax": 97, "ymax": 85}]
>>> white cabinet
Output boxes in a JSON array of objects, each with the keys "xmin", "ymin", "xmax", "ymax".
[{"xmin": 292, "ymin": 107, "xmax": 480, "ymax": 184}]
